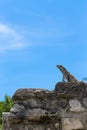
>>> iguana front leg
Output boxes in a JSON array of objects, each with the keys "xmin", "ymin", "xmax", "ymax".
[
  {"xmin": 62, "ymin": 75, "xmax": 67, "ymax": 82},
  {"xmin": 62, "ymin": 75, "xmax": 65, "ymax": 82}
]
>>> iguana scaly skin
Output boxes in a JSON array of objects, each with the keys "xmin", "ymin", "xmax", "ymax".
[{"xmin": 56, "ymin": 65, "xmax": 78, "ymax": 82}]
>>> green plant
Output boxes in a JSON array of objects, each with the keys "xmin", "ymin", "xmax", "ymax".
[
  {"xmin": 0, "ymin": 95, "xmax": 13, "ymax": 128},
  {"xmin": 0, "ymin": 124, "xmax": 2, "ymax": 129}
]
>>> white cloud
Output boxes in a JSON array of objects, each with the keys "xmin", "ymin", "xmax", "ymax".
[{"xmin": 0, "ymin": 23, "xmax": 27, "ymax": 51}]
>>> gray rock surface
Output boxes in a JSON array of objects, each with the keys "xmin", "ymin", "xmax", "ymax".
[
  {"xmin": 2, "ymin": 82, "xmax": 87, "ymax": 130},
  {"xmin": 62, "ymin": 118, "xmax": 84, "ymax": 130},
  {"xmin": 69, "ymin": 99, "xmax": 85, "ymax": 112}
]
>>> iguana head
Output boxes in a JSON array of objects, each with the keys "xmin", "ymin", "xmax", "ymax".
[
  {"xmin": 56, "ymin": 65, "xmax": 63, "ymax": 70},
  {"xmin": 57, "ymin": 65, "xmax": 65, "ymax": 72}
]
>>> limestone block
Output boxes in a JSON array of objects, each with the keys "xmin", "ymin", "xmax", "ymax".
[
  {"xmin": 25, "ymin": 108, "xmax": 48, "ymax": 121},
  {"xmin": 69, "ymin": 99, "xmax": 85, "ymax": 112},
  {"xmin": 83, "ymin": 98, "xmax": 87, "ymax": 108},
  {"xmin": 62, "ymin": 118, "xmax": 84, "ymax": 130},
  {"xmin": 27, "ymin": 98, "xmax": 39, "ymax": 108},
  {"xmin": 10, "ymin": 104, "xmax": 25, "ymax": 113},
  {"xmin": 2, "ymin": 83, "xmax": 87, "ymax": 130}
]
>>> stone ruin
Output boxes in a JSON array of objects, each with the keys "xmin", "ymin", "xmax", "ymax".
[{"xmin": 2, "ymin": 82, "xmax": 87, "ymax": 130}]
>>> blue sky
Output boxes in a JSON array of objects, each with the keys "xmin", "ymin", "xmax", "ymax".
[{"xmin": 0, "ymin": 0, "xmax": 87, "ymax": 100}]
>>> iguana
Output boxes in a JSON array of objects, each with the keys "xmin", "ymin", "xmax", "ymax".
[{"xmin": 56, "ymin": 65, "xmax": 78, "ymax": 82}]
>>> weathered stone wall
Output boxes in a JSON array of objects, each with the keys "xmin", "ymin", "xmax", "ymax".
[{"xmin": 2, "ymin": 82, "xmax": 87, "ymax": 130}]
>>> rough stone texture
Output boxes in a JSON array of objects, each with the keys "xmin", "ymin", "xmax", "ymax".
[
  {"xmin": 2, "ymin": 82, "xmax": 87, "ymax": 130},
  {"xmin": 62, "ymin": 118, "xmax": 84, "ymax": 130},
  {"xmin": 69, "ymin": 99, "xmax": 85, "ymax": 112}
]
